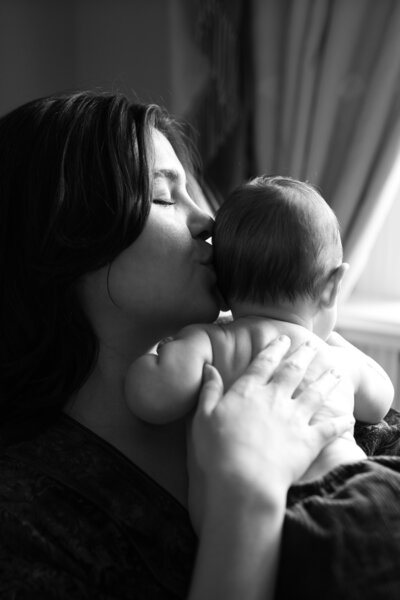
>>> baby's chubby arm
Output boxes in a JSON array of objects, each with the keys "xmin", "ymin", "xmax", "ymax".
[
  {"xmin": 124, "ymin": 325, "xmax": 214, "ymax": 424},
  {"xmin": 326, "ymin": 332, "xmax": 394, "ymax": 423}
]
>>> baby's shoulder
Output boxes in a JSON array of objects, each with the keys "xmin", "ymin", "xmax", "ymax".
[
  {"xmin": 210, "ymin": 316, "xmax": 289, "ymax": 356},
  {"xmin": 231, "ymin": 316, "xmax": 281, "ymax": 346},
  {"xmin": 188, "ymin": 316, "xmax": 320, "ymax": 359},
  {"xmin": 219, "ymin": 316, "xmax": 313, "ymax": 348}
]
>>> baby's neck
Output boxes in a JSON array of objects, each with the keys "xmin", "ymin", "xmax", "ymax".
[{"xmin": 230, "ymin": 299, "xmax": 315, "ymax": 331}]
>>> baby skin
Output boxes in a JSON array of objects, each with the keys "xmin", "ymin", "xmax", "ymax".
[{"xmin": 125, "ymin": 316, "xmax": 393, "ymax": 482}]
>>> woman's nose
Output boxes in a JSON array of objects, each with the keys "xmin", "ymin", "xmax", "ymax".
[
  {"xmin": 185, "ymin": 173, "xmax": 215, "ymax": 239},
  {"xmin": 189, "ymin": 206, "xmax": 214, "ymax": 240}
]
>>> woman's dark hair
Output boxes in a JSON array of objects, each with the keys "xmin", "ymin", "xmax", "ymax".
[
  {"xmin": 214, "ymin": 175, "xmax": 343, "ymax": 305},
  {"xmin": 0, "ymin": 91, "xmax": 194, "ymax": 426}
]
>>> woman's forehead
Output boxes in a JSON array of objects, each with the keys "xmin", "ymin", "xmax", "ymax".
[{"xmin": 150, "ymin": 129, "xmax": 186, "ymax": 181}]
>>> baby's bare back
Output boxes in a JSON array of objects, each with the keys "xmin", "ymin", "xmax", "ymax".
[
  {"xmin": 207, "ymin": 316, "xmax": 316, "ymax": 389},
  {"xmin": 205, "ymin": 316, "xmax": 365, "ymax": 480}
]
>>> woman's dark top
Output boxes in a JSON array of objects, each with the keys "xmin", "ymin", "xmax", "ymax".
[
  {"xmin": 1, "ymin": 411, "xmax": 400, "ymax": 599},
  {"xmin": 0, "ymin": 415, "xmax": 196, "ymax": 599}
]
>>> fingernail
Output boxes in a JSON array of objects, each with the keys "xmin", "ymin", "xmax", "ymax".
[
  {"xmin": 304, "ymin": 338, "xmax": 318, "ymax": 350},
  {"xmin": 203, "ymin": 363, "xmax": 212, "ymax": 380},
  {"xmin": 277, "ymin": 334, "xmax": 290, "ymax": 344}
]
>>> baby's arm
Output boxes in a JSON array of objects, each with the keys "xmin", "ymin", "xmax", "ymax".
[
  {"xmin": 125, "ymin": 325, "xmax": 213, "ymax": 424},
  {"xmin": 326, "ymin": 332, "xmax": 394, "ymax": 423}
]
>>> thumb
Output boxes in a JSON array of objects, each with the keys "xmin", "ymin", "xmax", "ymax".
[{"xmin": 197, "ymin": 363, "xmax": 224, "ymax": 416}]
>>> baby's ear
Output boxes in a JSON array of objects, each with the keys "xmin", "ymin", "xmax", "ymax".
[{"xmin": 319, "ymin": 263, "xmax": 349, "ymax": 309}]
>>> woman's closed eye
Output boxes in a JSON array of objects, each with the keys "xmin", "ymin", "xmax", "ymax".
[{"xmin": 152, "ymin": 198, "xmax": 175, "ymax": 206}]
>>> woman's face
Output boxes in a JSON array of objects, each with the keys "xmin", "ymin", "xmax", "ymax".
[{"xmin": 105, "ymin": 129, "xmax": 222, "ymax": 338}]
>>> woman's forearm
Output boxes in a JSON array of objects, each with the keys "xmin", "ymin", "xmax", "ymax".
[{"xmin": 188, "ymin": 485, "xmax": 286, "ymax": 600}]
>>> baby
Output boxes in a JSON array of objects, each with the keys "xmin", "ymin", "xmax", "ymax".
[{"xmin": 125, "ymin": 175, "xmax": 394, "ymax": 481}]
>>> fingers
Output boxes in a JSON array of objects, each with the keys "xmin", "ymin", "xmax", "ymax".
[
  {"xmin": 197, "ymin": 335, "xmax": 293, "ymax": 416},
  {"xmin": 295, "ymin": 368, "xmax": 343, "ymax": 418},
  {"xmin": 270, "ymin": 339, "xmax": 319, "ymax": 392},
  {"xmin": 241, "ymin": 335, "xmax": 292, "ymax": 383},
  {"xmin": 197, "ymin": 363, "xmax": 224, "ymax": 416}
]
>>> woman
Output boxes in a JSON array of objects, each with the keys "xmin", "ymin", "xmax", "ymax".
[{"xmin": 0, "ymin": 91, "xmax": 399, "ymax": 599}]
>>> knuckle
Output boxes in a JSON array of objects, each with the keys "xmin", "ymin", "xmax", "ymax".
[
  {"xmin": 283, "ymin": 360, "xmax": 303, "ymax": 373},
  {"xmin": 247, "ymin": 354, "xmax": 278, "ymax": 376},
  {"xmin": 324, "ymin": 421, "xmax": 336, "ymax": 438},
  {"xmin": 246, "ymin": 363, "xmax": 264, "ymax": 378},
  {"xmin": 233, "ymin": 376, "xmax": 253, "ymax": 395},
  {"xmin": 260, "ymin": 353, "xmax": 279, "ymax": 366}
]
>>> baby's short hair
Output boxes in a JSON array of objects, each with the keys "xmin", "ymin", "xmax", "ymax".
[{"xmin": 214, "ymin": 175, "xmax": 343, "ymax": 305}]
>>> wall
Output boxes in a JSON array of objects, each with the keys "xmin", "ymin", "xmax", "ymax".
[
  {"xmin": 0, "ymin": 0, "xmax": 203, "ymax": 116},
  {"xmin": 74, "ymin": 0, "xmax": 172, "ymax": 106},
  {"xmin": 0, "ymin": 0, "xmax": 75, "ymax": 113}
]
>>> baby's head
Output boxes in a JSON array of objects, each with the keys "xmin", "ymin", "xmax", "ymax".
[{"xmin": 213, "ymin": 175, "xmax": 347, "ymax": 339}]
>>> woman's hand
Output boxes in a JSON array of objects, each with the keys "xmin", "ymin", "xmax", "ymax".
[
  {"xmin": 187, "ymin": 336, "xmax": 354, "ymax": 533},
  {"xmin": 187, "ymin": 336, "xmax": 354, "ymax": 600}
]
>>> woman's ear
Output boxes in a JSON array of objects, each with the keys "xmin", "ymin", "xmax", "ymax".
[{"xmin": 319, "ymin": 263, "xmax": 349, "ymax": 309}]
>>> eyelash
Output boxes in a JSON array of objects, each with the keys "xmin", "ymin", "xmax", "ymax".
[{"xmin": 153, "ymin": 199, "xmax": 175, "ymax": 206}]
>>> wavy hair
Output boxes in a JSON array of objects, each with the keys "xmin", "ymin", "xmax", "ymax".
[{"xmin": 0, "ymin": 91, "xmax": 194, "ymax": 425}]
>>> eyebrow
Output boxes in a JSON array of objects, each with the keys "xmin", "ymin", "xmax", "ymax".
[{"xmin": 153, "ymin": 169, "xmax": 185, "ymax": 184}]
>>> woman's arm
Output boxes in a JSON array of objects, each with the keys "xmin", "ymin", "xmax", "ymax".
[
  {"xmin": 187, "ymin": 337, "xmax": 353, "ymax": 600},
  {"xmin": 191, "ymin": 474, "xmax": 285, "ymax": 600}
]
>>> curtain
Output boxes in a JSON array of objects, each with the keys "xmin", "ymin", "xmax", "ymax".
[
  {"xmin": 185, "ymin": 0, "xmax": 253, "ymax": 207},
  {"xmin": 253, "ymin": 0, "xmax": 400, "ymax": 299}
]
